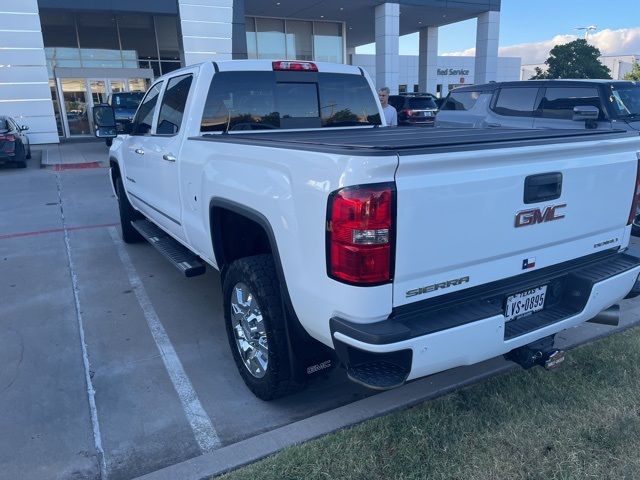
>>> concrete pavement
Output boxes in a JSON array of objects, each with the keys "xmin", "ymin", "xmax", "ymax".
[{"xmin": 1, "ymin": 146, "xmax": 640, "ymax": 480}]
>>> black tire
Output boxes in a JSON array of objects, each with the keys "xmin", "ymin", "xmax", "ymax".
[
  {"xmin": 223, "ymin": 254, "xmax": 304, "ymax": 400},
  {"xmin": 115, "ymin": 177, "xmax": 144, "ymax": 243},
  {"xmin": 14, "ymin": 143, "xmax": 26, "ymax": 168},
  {"xmin": 26, "ymin": 144, "xmax": 32, "ymax": 160}
]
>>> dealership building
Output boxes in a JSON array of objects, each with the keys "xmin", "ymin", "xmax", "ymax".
[{"xmin": 1, "ymin": 0, "xmax": 502, "ymax": 143}]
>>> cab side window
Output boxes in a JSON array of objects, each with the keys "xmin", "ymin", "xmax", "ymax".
[
  {"xmin": 156, "ymin": 74, "xmax": 193, "ymax": 135},
  {"xmin": 131, "ymin": 82, "xmax": 163, "ymax": 135},
  {"xmin": 492, "ymin": 87, "xmax": 539, "ymax": 117},
  {"xmin": 539, "ymin": 87, "xmax": 603, "ymax": 120},
  {"xmin": 440, "ymin": 91, "xmax": 481, "ymax": 111}
]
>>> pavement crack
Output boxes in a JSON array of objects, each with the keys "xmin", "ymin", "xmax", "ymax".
[
  {"xmin": 55, "ymin": 171, "xmax": 108, "ymax": 480},
  {"xmin": 0, "ymin": 329, "xmax": 24, "ymax": 396}
]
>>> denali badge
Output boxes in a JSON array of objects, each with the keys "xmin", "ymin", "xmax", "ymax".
[
  {"xmin": 515, "ymin": 204, "xmax": 566, "ymax": 228},
  {"xmin": 406, "ymin": 276, "xmax": 470, "ymax": 298}
]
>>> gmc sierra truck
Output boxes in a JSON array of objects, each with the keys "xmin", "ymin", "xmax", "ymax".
[{"xmin": 93, "ymin": 60, "xmax": 640, "ymax": 400}]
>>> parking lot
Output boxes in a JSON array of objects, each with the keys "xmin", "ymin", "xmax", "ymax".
[{"xmin": 2, "ymin": 142, "xmax": 640, "ymax": 480}]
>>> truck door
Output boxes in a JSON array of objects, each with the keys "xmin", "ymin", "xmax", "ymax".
[
  {"xmin": 123, "ymin": 81, "xmax": 163, "ymax": 218},
  {"xmin": 140, "ymin": 73, "xmax": 194, "ymax": 239},
  {"xmin": 532, "ymin": 86, "xmax": 612, "ymax": 130}
]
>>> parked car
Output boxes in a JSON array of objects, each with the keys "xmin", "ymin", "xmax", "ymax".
[
  {"xmin": 436, "ymin": 80, "xmax": 640, "ymax": 131},
  {"xmin": 93, "ymin": 60, "xmax": 640, "ymax": 400},
  {"xmin": 0, "ymin": 116, "xmax": 31, "ymax": 169},
  {"xmin": 388, "ymin": 93, "xmax": 438, "ymax": 125},
  {"xmin": 99, "ymin": 92, "xmax": 145, "ymax": 146}
]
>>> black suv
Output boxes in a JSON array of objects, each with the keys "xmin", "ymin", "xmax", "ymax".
[{"xmin": 388, "ymin": 93, "xmax": 438, "ymax": 126}]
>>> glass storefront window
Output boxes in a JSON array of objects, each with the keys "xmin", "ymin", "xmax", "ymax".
[
  {"xmin": 90, "ymin": 80, "xmax": 108, "ymax": 105},
  {"xmin": 256, "ymin": 18, "xmax": 286, "ymax": 60},
  {"xmin": 129, "ymin": 79, "xmax": 150, "ymax": 92},
  {"xmin": 60, "ymin": 79, "xmax": 90, "ymax": 136},
  {"xmin": 118, "ymin": 14, "xmax": 159, "ymax": 61},
  {"xmin": 76, "ymin": 13, "xmax": 119, "ymax": 51},
  {"xmin": 41, "ymin": 11, "xmax": 77, "ymax": 48},
  {"xmin": 155, "ymin": 16, "xmax": 181, "ymax": 61},
  {"xmin": 246, "ymin": 17, "xmax": 257, "ymax": 59},
  {"xmin": 286, "ymin": 21, "xmax": 313, "ymax": 61},
  {"xmin": 49, "ymin": 80, "xmax": 64, "ymax": 136},
  {"xmin": 313, "ymin": 22, "xmax": 343, "ymax": 63}
]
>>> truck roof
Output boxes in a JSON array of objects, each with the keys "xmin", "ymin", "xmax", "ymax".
[
  {"xmin": 155, "ymin": 59, "xmax": 365, "ymax": 80},
  {"xmin": 193, "ymin": 127, "xmax": 639, "ymax": 156},
  {"xmin": 452, "ymin": 79, "xmax": 640, "ymax": 92}
]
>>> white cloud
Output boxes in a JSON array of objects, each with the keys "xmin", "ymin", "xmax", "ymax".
[{"xmin": 443, "ymin": 27, "xmax": 640, "ymax": 64}]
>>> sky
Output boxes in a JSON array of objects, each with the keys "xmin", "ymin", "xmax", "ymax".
[{"xmin": 356, "ymin": 0, "xmax": 640, "ymax": 64}]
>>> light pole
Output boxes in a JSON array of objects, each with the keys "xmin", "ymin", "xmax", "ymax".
[{"xmin": 575, "ymin": 25, "xmax": 597, "ymax": 40}]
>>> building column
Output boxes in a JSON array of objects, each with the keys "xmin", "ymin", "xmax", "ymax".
[
  {"xmin": 178, "ymin": 0, "xmax": 234, "ymax": 64},
  {"xmin": 346, "ymin": 47, "xmax": 355, "ymax": 65},
  {"xmin": 418, "ymin": 26, "xmax": 438, "ymax": 94},
  {"xmin": 0, "ymin": 1, "xmax": 58, "ymax": 144},
  {"xmin": 231, "ymin": 0, "xmax": 247, "ymax": 59},
  {"xmin": 375, "ymin": 3, "xmax": 400, "ymax": 94},
  {"xmin": 474, "ymin": 10, "xmax": 500, "ymax": 84}
]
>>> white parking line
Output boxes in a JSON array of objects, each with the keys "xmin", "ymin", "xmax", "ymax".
[{"xmin": 108, "ymin": 227, "xmax": 221, "ymax": 452}]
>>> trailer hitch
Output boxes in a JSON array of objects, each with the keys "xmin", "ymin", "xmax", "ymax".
[{"xmin": 505, "ymin": 335, "xmax": 565, "ymax": 371}]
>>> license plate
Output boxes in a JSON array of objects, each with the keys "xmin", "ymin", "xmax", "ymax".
[{"xmin": 504, "ymin": 285, "xmax": 547, "ymax": 321}]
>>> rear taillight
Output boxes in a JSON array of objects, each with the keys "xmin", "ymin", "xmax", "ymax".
[
  {"xmin": 272, "ymin": 61, "xmax": 318, "ymax": 72},
  {"xmin": 628, "ymin": 158, "xmax": 640, "ymax": 225},
  {"xmin": 401, "ymin": 109, "xmax": 414, "ymax": 117},
  {"xmin": 0, "ymin": 134, "xmax": 15, "ymax": 142},
  {"xmin": 327, "ymin": 183, "xmax": 395, "ymax": 285}
]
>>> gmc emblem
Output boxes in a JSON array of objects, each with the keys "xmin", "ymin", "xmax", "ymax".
[{"xmin": 515, "ymin": 204, "xmax": 566, "ymax": 228}]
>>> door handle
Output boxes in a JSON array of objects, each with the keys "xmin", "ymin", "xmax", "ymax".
[
  {"xmin": 135, "ymin": 148, "xmax": 144, "ymax": 155},
  {"xmin": 162, "ymin": 153, "xmax": 177, "ymax": 162}
]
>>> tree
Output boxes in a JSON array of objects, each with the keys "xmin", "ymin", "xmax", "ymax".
[
  {"xmin": 623, "ymin": 61, "xmax": 640, "ymax": 81},
  {"xmin": 531, "ymin": 39, "xmax": 611, "ymax": 79}
]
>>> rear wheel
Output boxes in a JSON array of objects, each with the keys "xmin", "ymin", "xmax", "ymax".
[
  {"xmin": 115, "ymin": 177, "xmax": 144, "ymax": 243},
  {"xmin": 223, "ymin": 254, "xmax": 304, "ymax": 400},
  {"xmin": 14, "ymin": 144, "xmax": 26, "ymax": 168},
  {"xmin": 25, "ymin": 144, "xmax": 32, "ymax": 160}
]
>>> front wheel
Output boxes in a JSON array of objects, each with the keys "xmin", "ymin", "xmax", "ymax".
[
  {"xmin": 115, "ymin": 177, "xmax": 143, "ymax": 243},
  {"xmin": 223, "ymin": 255, "xmax": 303, "ymax": 400}
]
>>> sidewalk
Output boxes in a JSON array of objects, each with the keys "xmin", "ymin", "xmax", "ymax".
[{"xmin": 37, "ymin": 139, "xmax": 109, "ymax": 168}]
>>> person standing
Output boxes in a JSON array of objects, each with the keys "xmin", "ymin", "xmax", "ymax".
[{"xmin": 378, "ymin": 87, "xmax": 397, "ymax": 126}]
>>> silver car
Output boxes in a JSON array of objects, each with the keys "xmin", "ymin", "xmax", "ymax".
[{"xmin": 435, "ymin": 80, "xmax": 640, "ymax": 132}]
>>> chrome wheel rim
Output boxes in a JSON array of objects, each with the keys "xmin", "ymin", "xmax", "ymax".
[{"xmin": 230, "ymin": 282, "xmax": 269, "ymax": 379}]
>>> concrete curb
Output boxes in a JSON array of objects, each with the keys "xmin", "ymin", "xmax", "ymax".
[{"xmin": 134, "ymin": 314, "xmax": 640, "ymax": 480}]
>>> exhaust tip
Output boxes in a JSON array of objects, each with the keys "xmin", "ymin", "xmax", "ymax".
[{"xmin": 587, "ymin": 304, "xmax": 620, "ymax": 327}]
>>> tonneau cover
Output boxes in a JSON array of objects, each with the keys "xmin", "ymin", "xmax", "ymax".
[{"xmin": 192, "ymin": 127, "xmax": 638, "ymax": 156}]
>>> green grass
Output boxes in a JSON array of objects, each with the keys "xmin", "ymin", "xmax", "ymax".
[{"xmin": 220, "ymin": 327, "xmax": 640, "ymax": 480}]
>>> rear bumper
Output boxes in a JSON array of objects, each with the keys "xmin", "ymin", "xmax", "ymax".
[{"xmin": 331, "ymin": 251, "xmax": 640, "ymax": 386}]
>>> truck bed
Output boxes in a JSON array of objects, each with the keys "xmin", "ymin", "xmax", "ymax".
[{"xmin": 193, "ymin": 127, "xmax": 638, "ymax": 156}]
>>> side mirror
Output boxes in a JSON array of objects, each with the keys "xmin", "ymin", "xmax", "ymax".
[
  {"xmin": 573, "ymin": 105, "xmax": 599, "ymax": 122},
  {"xmin": 20, "ymin": 125, "xmax": 29, "ymax": 132},
  {"xmin": 93, "ymin": 105, "xmax": 117, "ymax": 138}
]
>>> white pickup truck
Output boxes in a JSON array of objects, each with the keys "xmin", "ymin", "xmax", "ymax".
[{"xmin": 94, "ymin": 60, "xmax": 640, "ymax": 400}]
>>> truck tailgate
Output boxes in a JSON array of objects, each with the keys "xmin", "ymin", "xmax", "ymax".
[{"xmin": 393, "ymin": 136, "xmax": 640, "ymax": 307}]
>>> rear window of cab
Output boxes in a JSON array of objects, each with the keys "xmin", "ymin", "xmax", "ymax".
[{"xmin": 200, "ymin": 71, "xmax": 381, "ymax": 132}]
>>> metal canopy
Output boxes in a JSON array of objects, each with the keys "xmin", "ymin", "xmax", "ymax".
[{"xmin": 244, "ymin": 0, "xmax": 500, "ymax": 48}]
